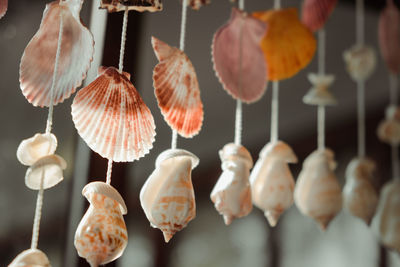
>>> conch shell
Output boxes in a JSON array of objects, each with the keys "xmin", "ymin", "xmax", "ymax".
[
  {"xmin": 140, "ymin": 149, "xmax": 199, "ymax": 242},
  {"xmin": 372, "ymin": 179, "xmax": 400, "ymax": 252},
  {"xmin": 0, "ymin": 0, "xmax": 7, "ymax": 19},
  {"xmin": 75, "ymin": 182, "xmax": 128, "ymax": 267},
  {"xmin": 303, "ymin": 73, "xmax": 337, "ymax": 106},
  {"xmin": 301, "ymin": 0, "xmax": 338, "ymax": 32},
  {"xmin": 343, "ymin": 157, "xmax": 378, "ymax": 225},
  {"xmin": 343, "ymin": 45, "xmax": 376, "ymax": 82},
  {"xmin": 250, "ymin": 141, "xmax": 298, "ymax": 227},
  {"xmin": 294, "ymin": 149, "xmax": 342, "ymax": 230},
  {"xmin": 210, "ymin": 143, "xmax": 253, "ymax": 225},
  {"xmin": 8, "ymin": 248, "xmax": 50, "ymax": 267},
  {"xmin": 377, "ymin": 105, "xmax": 400, "ymax": 145},
  {"xmin": 100, "ymin": 0, "xmax": 163, "ymax": 12}
]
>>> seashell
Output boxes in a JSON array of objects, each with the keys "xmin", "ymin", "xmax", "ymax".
[
  {"xmin": 210, "ymin": 143, "xmax": 253, "ymax": 225},
  {"xmin": 152, "ymin": 37, "xmax": 203, "ymax": 138},
  {"xmin": 372, "ymin": 179, "xmax": 400, "ymax": 252},
  {"xmin": 343, "ymin": 157, "xmax": 378, "ymax": 225},
  {"xmin": 140, "ymin": 149, "xmax": 199, "ymax": 242},
  {"xmin": 212, "ymin": 8, "xmax": 268, "ymax": 103},
  {"xmin": 75, "ymin": 182, "xmax": 128, "ymax": 266},
  {"xmin": 301, "ymin": 0, "xmax": 338, "ymax": 32},
  {"xmin": 179, "ymin": 0, "xmax": 210, "ymax": 10},
  {"xmin": 343, "ymin": 45, "xmax": 376, "ymax": 82},
  {"xmin": 294, "ymin": 149, "xmax": 342, "ymax": 230},
  {"xmin": 0, "ymin": 0, "xmax": 7, "ymax": 19},
  {"xmin": 17, "ymin": 133, "xmax": 57, "ymax": 166},
  {"xmin": 377, "ymin": 105, "xmax": 400, "ymax": 145},
  {"xmin": 253, "ymin": 8, "xmax": 316, "ymax": 81},
  {"xmin": 72, "ymin": 66, "xmax": 156, "ymax": 162},
  {"xmin": 20, "ymin": 0, "xmax": 94, "ymax": 107},
  {"xmin": 100, "ymin": 0, "xmax": 163, "ymax": 12},
  {"xmin": 25, "ymin": 154, "xmax": 67, "ymax": 190},
  {"xmin": 8, "ymin": 248, "xmax": 51, "ymax": 267},
  {"xmin": 250, "ymin": 141, "xmax": 298, "ymax": 227},
  {"xmin": 303, "ymin": 73, "xmax": 337, "ymax": 106},
  {"xmin": 379, "ymin": 0, "xmax": 400, "ymax": 74}
]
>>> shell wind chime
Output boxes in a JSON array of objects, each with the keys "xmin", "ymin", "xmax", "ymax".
[
  {"xmin": 9, "ymin": 0, "xmax": 94, "ymax": 265},
  {"xmin": 210, "ymin": 0, "xmax": 267, "ymax": 225},
  {"xmin": 72, "ymin": 2, "xmax": 157, "ymax": 265},
  {"xmin": 140, "ymin": 0, "xmax": 204, "ymax": 242}
]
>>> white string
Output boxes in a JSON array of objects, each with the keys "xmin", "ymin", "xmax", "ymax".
[
  {"xmin": 357, "ymin": 81, "xmax": 366, "ymax": 157},
  {"xmin": 119, "ymin": 7, "xmax": 129, "ymax": 72},
  {"xmin": 318, "ymin": 29, "xmax": 325, "ymax": 75},
  {"xmin": 106, "ymin": 159, "xmax": 113, "ymax": 184},
  {"xmin": 239, "ymin": 0, "xmax": 244, "ymax": 10},
  {"xmin": 318, "ymin": 106, "xmax": 325, "ymax": 150},
  {"xmin": 274, "ymin": 0, "xmax": 281, "ymax": 9},
  {"xmin": 356, "ymin": 0, "xmax": 364, "ymax": 45},
  {"xmin": 271, "ymin": 82, "xmax": 279, "ymax": 143},
  {"xmin": 234, "ymin": 100, "xmax": 243, "ymax": 145},
  {"xmin": 31, "ymin": 173, "xmax": 44, "ymax": 249},
  {"xmin": 392, "ymin": 145, "xmax": 400, "ymax": 180},
  {"xmin": 389, "ymin": 74, "xmax": 398, "ymax": 106},
  {"xmin": 317, "ymin": 29, "xmax": 326, "ymax": 150}
]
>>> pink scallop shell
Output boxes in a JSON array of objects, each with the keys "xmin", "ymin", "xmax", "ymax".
[
  {"xmin": 72, "ymin": 67, "xmax": 156, "ymax": 162},
  {"xmin": 301, "ymin": 0, "xmax": 337, "ymax": 32},
  {"xmin": 212, "ymin": 8, "xmax": 268, "ymax": 103},
  {"xmin": 152, "ymin": 37, "xmax": 203, "ymax": 138},
  {"xmin": 379, "ymin": 0, "xmax": 400, "ymax": 74},
  {"xmin": 0, "ymin": 0, "xmax": 7, "ymax": 19},
  {"xmin": 20, "ymin": 0, "xmax": 94, "ymax": 107}
]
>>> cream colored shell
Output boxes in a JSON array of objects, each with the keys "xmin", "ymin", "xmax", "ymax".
[
  {"xmin": 8, "ymin": 248, "xmax": 51, "ymax": 267},
  {"xmin": 377, "ymin": 105, "xmax": 400, "ymax": 145},
  {"xmin": 17, "ymin": 133, "xmax": 57, "ymax": 166},
  {"xmin": 303, "ymin": 73, "xmax": 337, "ymax": 106},
  {"xmin": 343, "ymin": 45, "xmax": 376, "ymax": 81}
]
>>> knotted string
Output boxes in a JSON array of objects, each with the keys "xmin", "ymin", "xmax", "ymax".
[{"xmin": 317, "ymin": 29, "xmax": 326, "ymax": 150}]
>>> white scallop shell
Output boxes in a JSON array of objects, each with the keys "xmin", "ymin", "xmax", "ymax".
[
  {"xmin": 17, "ymin": 133, "xmax": 57, "ymax": 166},
  {"xmin": 8, "ymin": 248, "xmax": 51, "ymax": 267},
  {"xmin": 343, "ymin": 45, "xmax": 376, "ymax": 82},
  {"xmin": 303, "ymin": 73, "xmax": 337, "ymax": 106}
]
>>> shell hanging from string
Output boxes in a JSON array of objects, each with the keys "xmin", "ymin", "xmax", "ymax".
[
  {"xmin": 250, "ymin": 141, "xmax": 297, "ymax": 227},
  {"xmin": 303, "ymin": 73, "xmax": 337, "ymax": 106},
  {"xmin": 377, "ymin": 105, "xmax": 400, "ymax": 145},
  {"xmin": 100, "ymin": 0, "xmax": 163, "ymax": 12},
  {"xmin": 0, "ymin": 0, "xmax": 7, "ymax": 19},
  {"xmin": 20, "ymin": 0, "xmax": 94, "ymax": 107},
  {"xmin": 301, "ymin": 0, "xmax": 337, "ymax": 32},
  {"xmin": 343, "ymin": 45, "xmax": 376, "ymax": 82},
  {"xmin": 180, "ymin": 0, "xmax": 210, "ymax": 10},
  {"xmin": 8, "ymin": 249, "xmax": 51, "ymax": 267}
]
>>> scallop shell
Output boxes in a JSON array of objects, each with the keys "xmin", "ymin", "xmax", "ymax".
[
  {"xmin": 75, "ymin": 182, "xmax": 128, "ymax": 266},
  {"xmin": 379, "ymin": 0, "xmax": 400, "ymax": 74},
  {"xmin": 212, "ymin": 8, "xmax": 268, "ymax": 103},
  {"xmin": 372, "ymin": 179, "xmax": 400, "ymax": 252},
  {"xmin": 100, "ymin": 0, "xmax": 163, "ymax": 12},
  {"xmin": 303, "ymin": 73, "xmax": 337, "ymax": 106},
  {"xmin": 8, "ymin": 249, "xmax": 51, "ymax": 267},
  {"xmin": 210, "ymin": 143, "xmax": 253, "ymax": 225},
  {"xmin": 152, "ymin": 37, "xmax": 203, "ymax": 138},
  {"xmin": 250, "ymin": 141, "xmax": 298, "ymax": 227},
  {"xmin": 253, "ymin": 8, "xmax": 316, "ymax": 81},
  {"xmin": 19, "ymin": 0, "xmax": 94, "ymax": 107},
  {"xmin": 343, "ymin": 45, "xmax": 376, "ymax": 82},
  {"xmin": 17, "ymin": 133, "xmax": 57, "ymax": 166},
  {"xmin": 294, "ymin": 149, "xmax": 342, "ymax": 230},
  {"xmin": 140, "ymin": 149, "xmax": 199, "ymax": 242},
  {"xmin": 0, "ymin": 0, "xmax": 7, "ymax": 19},
  {"xmin": 343, "ymin": 157, "xmax": 378, "ymax": 225},
  {"xmin": 377, "ymin": 105, "xmax": 400, "ymax": 145},
  {"xmin": 72, "ymin": 66, "xmax": 156, "ymax": 162},
  {"xmin": 301, "ymin": 0, "xmax": 337, "ymax": 32}
]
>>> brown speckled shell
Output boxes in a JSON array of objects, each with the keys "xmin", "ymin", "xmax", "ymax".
[{"xmin": 100, "ymin": 0, "xmax": 163, "ymax": 12}]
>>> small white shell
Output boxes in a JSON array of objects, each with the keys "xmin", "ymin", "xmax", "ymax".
[
  {"xmin": 17, "ymin": 133, "xmax": 57, "ymax": 166},
  {"xmin": 343, "ymin": 45, "xmax": 376, "ymax": 82},
  {"xmin": 8, "ymin": 248, "xmax": 51, "ymax": 267},
  {"xmin": 377, "ymin": 105, "xmax": 400, "ymax": 145},
  {"xmin": 303, "ymin": 73, "xmax": 337, "ymax": 106}
]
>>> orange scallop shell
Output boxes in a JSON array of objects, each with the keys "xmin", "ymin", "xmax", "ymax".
[
  {"xmin": 19, "ymin": 0, "xmax": 94, "ymax": 107},
  {"xmin": 253, "ymin": 8, "xmax": 316, "ymax": 81},
  {"xmin": 0, "ymin": 0, "xmax": 7, "ymax": 19},
  {"xmin": 152, "ymin": 37, "xmax": 203, "ymax": 138},
  {"xmin": 72, "ymin": 66, "xmax": 156, "ymax": 162},
  {"xmin": 100, "ymin": 0, "xmax": 163, "ymax": 12},
  {"xmin": 301, "ymin": 0, "xmax": 337, "ymax": 32}
]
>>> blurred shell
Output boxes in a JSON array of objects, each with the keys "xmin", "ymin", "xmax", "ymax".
[
  {"xmin": 343, "ymin": 157, "xmax": 378, "ymax": 225},
  {"xmin": 301, "ymin": 0, "xmax": 337, "ymax": 32},
  {"xmin": 8, "ymin": 249, "xmax": 50, "ymax": 267},
  {"xmin": 25, "ymin": 154, "xmax": 67, "ymax": 190},
  {"xmin": 294, "ymin": 149, "xmax": 342, "ymax": 230},
  {"xmin": 250, "ymin": 141, "xmax": 297, "ymax": 227},
  {"xmin": 210, "ymin": 143, "xmax": 253, "ymax": 225},
  {"xmin": 212, "ymin": 8, "xmax": 268, "ymax": 103},
  {"xmin": 100, "ymin": 0, "xmax": 162, "ymax": 12},
  {"xmin": 20, "ymin": 0, "xmax": 94, "ymax": 107},
  {"xmin": 140, "ymin": 149, "xmax": 199, "ymax": 242},
  {"xmin": 75, "ymin": 182, "xmax": 128, "ymax": 266},
  {"xmin": 253, "ymin": 8, "xmax": 316, "ymax": 81},
  {"xmin": 372, "ymin": 180, "xmax": 400, "ymax": 252},
  {"xmin": 379, "ymin": 0, "xmax": 400, "ymax": 74},
  {"xmin": 303, "ymin": 73, "xmax": 337, "ymax": 106},
  {"xmin": 152, "ymin": 37, "xmax": 203, "ymax": 138},
  {"xmin": 180, "ymin": 0, "xmax": 210, "ymax": 10},
  {"xmin": 378, "ymin": 106, "xmax": 400, "ymax": 145},
  {"xmin": 72, "ymin": 66, "xmax": 156, "ymax": 162},
  {"xmin": 17, "ymin": 133, "xmax": 57, "ymax": 166},
  {"xmin": 0, "ymin": 0, "xmax": 7, "ymax": 19},
  {"xmin": 343, "ymin": 45, "xmax": 376, "ymax": 82}
]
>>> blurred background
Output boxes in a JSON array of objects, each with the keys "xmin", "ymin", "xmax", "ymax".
[{"xmin": 1, "ymin": 0, "xmax": 400, "ymax": 266}]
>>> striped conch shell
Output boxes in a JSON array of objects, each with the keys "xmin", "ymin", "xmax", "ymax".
[
  {"xmin": 372, "ymin": 179, "xmax": 400, "ymax": 252},
  {"xmin": 100, "ymin": 0, "xmax": 163, "ymax": 12},
  {"xmin": 343, "ymin": 45, "xmax": 376, "ymax": 82},
  {"xmin": 140, "ymin": 149, "xmax": 199, "ymax": 242},
  {"xmin": 343, "ymin": 157, "xmax": 378, "ymax": 225},
  {"xmin": 210, "ymin": 143, "xmax": 253, "ymax": 225},
  {"xmin": 20, "ymin": 0, "xmax": 94, "ymax": 107},
  {"xmin": 377, "ymin": 105, "xmax": 400, "ymax": 145},
  {"xmin": 0, "ymin": 0, "xmax": 7, "ymax": 19},
  {"xmin": 75, "ymin": 182, "xmax": 128, "ymax": 267},
  {"xmin": 250, "ymin": 141, "xmax": 298, "ymax": 227},
  {"xmin": 17, "ymin": 133, "xmax": 66, "ymax": 190},
  {"xmin": 294, "ymin": 149, "xmax": 342, "ymax": 230},
  {"xmin": 301, "ymin": 0, "xmax": 338, "ymax": 32},
  {"xmin": 303, "ymin": 73, "xmax": 337, "ymax": 106},
  {"xmin": 8, "ymin": 248, "xmax": 50, "ymax": 267}
]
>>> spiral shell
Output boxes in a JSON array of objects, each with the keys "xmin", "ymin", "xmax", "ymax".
[
  {"xmin": 8, "ymin": 249, "xmax": 51, "ymax": 267},
  {"xmin": 377, "ymin": 105, "xmax": 400, "ymax": 145},
  {"xmin": 100, "ymin": 0, "xmax": 163, "ymax": 12},
  {"xmin": 303, "ymin": 73, "xmax": 337, "ymax": 106},
  {"xmin": 343, "ymin": 45, "xmax": 376, "ymax": 82},
  {"xmin": 301, "ymin": 0, "xmax": 338, "ymax": 32},
  {"xmin": 0, "ymin": 0, "xmax": 7, "ymax": 19}
]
